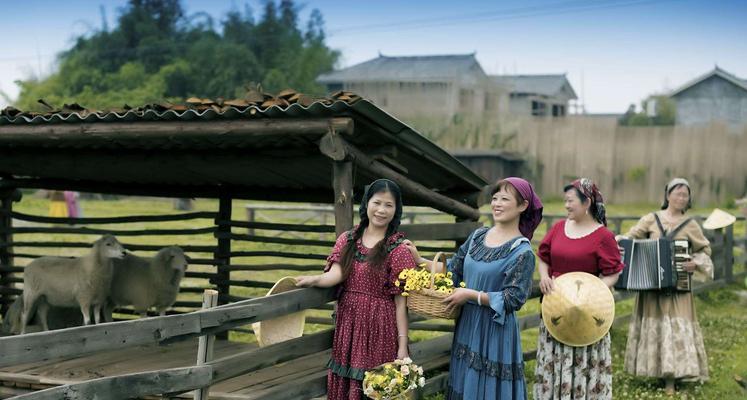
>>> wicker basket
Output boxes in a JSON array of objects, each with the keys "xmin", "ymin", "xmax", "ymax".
[{"xmin": 406, "ymin": 252, "xmax": 461, "ymax": 320}]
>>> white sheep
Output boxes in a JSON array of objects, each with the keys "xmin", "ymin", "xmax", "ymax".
[
  {"xmin": 107, "ymin": 246, "xmax": 188, "ymax": 318},
  {"xmin": 21, "ymin": 234, "xmax": 126, "ymax": 333},
  {"xmin": 2, "ymin": 297, "xmax": 83, "ymax": 335}
]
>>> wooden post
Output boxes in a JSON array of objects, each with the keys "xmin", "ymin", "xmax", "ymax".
[
  {"xmin": 0, "ymin": 188, "xmax": 18, "ymax": 316},
  {"xmin": 194, "ymin": 289, "xmax": 219, "ymax": 400},
  {"xmin": 215, "ymin": 195, "xmax": 232, "ymax": 339},
  {"xmin": 724, "ymin": 224, "xmax": 734, "ymax": 283},
  {"xmin": 245, "ymin": 207, "xmax": 255, "ymax": 236},
  {"xmin": 712, "ymin": 228, "xmax": 725, "ymax": 281},
  {"xmin": 333, "ymin": 161, "xmax": 354, "ymax": 236}
]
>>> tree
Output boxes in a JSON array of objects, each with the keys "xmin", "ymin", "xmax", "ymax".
[{"xmin": 13, "ymin": 0, "xmax": 339, "ymax": 111}]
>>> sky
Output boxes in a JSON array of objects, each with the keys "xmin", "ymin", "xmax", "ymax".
[{"xmin": 0, "ymin": 0, "xmax": 746, "ymax": 113}]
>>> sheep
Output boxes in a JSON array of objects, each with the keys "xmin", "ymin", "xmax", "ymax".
[
  {"xmin": 2, "ymin": 297, "xmax": 83, "ymax": 335},
  {"xmin": 21, "ymin": 234, "xmax": 126, "ymax": 334},
  {"xmin": 107, "ymin": 246, "xmax": 188, "ymax": 319}
]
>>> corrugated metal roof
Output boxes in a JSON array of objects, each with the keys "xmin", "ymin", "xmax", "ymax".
[
  {"xmin": 0, "ymin": 90, "xmax": 487, "ymax": 206},
  {"xmin": 316, "ymin": 54, "xmax": 487, "ymax": 86},
  {"xmin": 491, "ymin": 74, "xmax": 577, "ymax": 99}
]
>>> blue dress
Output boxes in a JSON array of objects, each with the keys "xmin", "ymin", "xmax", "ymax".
[{"xmin": 447, "ymin": 227, "xmax": 536, "ymax": 400}]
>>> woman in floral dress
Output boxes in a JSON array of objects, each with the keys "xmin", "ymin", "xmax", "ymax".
[
  {"xmin": 296, "ymin": 179, "xmax": 416, "ymax": 399},
  {"xmin": 618, "ymin": 178, "xmax": 712, "ymax": 395},
  {"xmin": 534, "ymin": 178, "xmax": 624, "ymax": 400}
]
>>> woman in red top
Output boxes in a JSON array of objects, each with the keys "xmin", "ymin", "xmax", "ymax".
[
  {"xmin": 296, "ymin": 179, "xmax": 416, "ymax": 400},
  {"xmin": 533, "ymin": 178, "xmax": 624, "ymax": 400}
]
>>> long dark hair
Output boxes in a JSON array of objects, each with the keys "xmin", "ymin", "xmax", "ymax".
[{"xmin": 338, "ymin": 179, "xmax": 403, "ymax": 280}]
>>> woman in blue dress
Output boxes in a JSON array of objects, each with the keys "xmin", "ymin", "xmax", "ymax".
[{"xmin": 406, "ymin": 177, "xmax": 543, "ymax": 399}]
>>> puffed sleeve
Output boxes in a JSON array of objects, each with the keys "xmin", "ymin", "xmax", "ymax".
[
  {"xmin": 538, "ymin": 221, "xmax": 559, "ymax": 265},
  {"xmin": 447, "ymin": 229, "xmax": 479, "ymax": 284},
  {"xmin": 385, "ymin": 244, "xmax": 417, "ymax": 295},
  {"xmin": 685, "ymin": 221, "xmax": 713, "ymax": 281},
  {"xmin": 324, "ymin": 232, "xmax": 349, "ymax": 272},
  {"xmin": 487, "ymin": 248, "xmax": 536, "ymax": 325},
  {"xmin": 597, "ymin": 230, "xmax": 625, "ymax": 275},
  {"xmin": 625, "ymin": 213, "xmax": 655, "ymax": 239}
]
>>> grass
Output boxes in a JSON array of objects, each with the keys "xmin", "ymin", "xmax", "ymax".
[{"xmin": 7, "ymin": 194, "xmax": 747, "ymax": 397}]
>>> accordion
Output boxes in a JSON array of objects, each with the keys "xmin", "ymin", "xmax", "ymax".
[{"xmin": 615, "ymin": 238, "xmax": 692, "ymax": 291}]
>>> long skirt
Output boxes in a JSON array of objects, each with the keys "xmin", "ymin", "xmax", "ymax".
[
  {"xmin": 533, "ymin": 321, "xmax": 613, "ymax": 399},
  {"xmin": 624, "ymin": 291, "xmax": 708, "ymax": 380}
]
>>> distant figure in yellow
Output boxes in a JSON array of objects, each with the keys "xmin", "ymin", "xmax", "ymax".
[{"xmin": 48, "ymin": 190, "xmax": 67, "ymax": 218}]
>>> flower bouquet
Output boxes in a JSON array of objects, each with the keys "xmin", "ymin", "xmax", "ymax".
[
  {"xmin": 395, "ymin": 252, "xmax": 464, "ymax": 319},
  {"xmin": 362, "ymin": 357, "xmax": 425, "ymax": 400}
]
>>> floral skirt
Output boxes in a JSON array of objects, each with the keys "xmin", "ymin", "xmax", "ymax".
[
  {"xmin": 624, "ymin": 291, "xmax": 708, "ymax": 380},
  {"xmin": 533, "ymin": 320, "xmax": 613, "ymax": 400}
]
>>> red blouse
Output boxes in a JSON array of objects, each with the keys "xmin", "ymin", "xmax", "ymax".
[{"xmin": 538, "ymin": 219, "xmax": 624, "ymax": 278}]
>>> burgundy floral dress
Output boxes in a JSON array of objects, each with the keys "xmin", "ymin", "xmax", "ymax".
[{"xmin": 325, "ymin": 229, "xmax": 416, "ymax": 400}]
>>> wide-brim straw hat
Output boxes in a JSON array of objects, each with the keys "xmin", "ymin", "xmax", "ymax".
[
  {"xmin": 541, "ymin": 272, "xmax": 615, "ymax": 347},
  {"xmin": 251, "ymin": 276, "xmax": 305, "ymax": 347},
  {"xmin": 702, "ymin": 208, "xmax": 737, "ymax": 230}
]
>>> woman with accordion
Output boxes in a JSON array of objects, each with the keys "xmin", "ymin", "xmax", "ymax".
[{"xmin": 616, "ymin": 178, "xmax": 713, "ymax": 395}]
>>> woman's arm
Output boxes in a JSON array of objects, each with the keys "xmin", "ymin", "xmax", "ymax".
[
  {"xmin": 295, "ymin": 263, "xmax": 344, "ymax": 288},
  {"xmin": 538, "ymin": 259, "xmax": 554, "ymax": 295},
  {"xmin": 395, "ymin": 295, "xmax": 409, "ymax": 359},
  {"xmin": 599, "ymin": 271, "xmax": 620, "ymax": 288}
]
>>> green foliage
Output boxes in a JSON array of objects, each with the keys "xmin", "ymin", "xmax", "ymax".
[
  {"xmin": 626, "ymin": 166, "xmax": 647, "ymax": 183},
  {"xmin": 13, "ymin": 0, "xmax": 339, "ymax": 111},
  {"xmin": 618, "ymin": 95, "xmax": 676, "ymax": 126}
]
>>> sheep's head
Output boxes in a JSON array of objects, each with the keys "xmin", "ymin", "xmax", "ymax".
[
  {"xmin": 156, "ymin": 246, "xmax": 188, "ymax": 285},
  {"xmin": 96, "ymin": 234, "xmax": 126, "ymax": 259}
]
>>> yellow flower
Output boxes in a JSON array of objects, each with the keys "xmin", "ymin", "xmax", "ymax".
[
  {"xmin": 459, "ymin": 282, "xmax": 466, "ymax": 287},
  {"xmin": 401, "ymin": 292, "xmax": 409, "ymax": 297},
  {"xmin": 446, "ymin": 271, "xmax": 453, "ymax": 278},
  {"xmin": 394, "ymin": 280, "xmax": 400, "ymax": 287},
  {"xmin": 398, "ymin": 270, "xmax": 409, "ymax": 280}
]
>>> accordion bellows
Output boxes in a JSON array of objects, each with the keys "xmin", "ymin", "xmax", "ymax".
[{"xmin": 615, "ymin": 238, "xmax": 691, "ymax": 291}]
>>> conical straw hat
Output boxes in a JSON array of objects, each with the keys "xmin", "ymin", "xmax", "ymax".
[
  {"xmin": 541, "ymin": 272, "xmax": 615, "ymax": 347},
  {"xmin": 251, "ymin": 276, "xmax": 306, "ymax": 347},
  {"xmin": 702, "ymin": 208, "xmax": 736, "ymax": 230}
]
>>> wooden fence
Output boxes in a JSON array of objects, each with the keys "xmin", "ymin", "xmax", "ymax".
[{"xmin": 0, "ymin": 209, "xmax": 744, "ymax": 399}]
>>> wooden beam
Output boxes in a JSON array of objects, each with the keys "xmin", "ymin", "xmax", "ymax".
[
  {"xmin": 0, "ymin": 118, "xmax": 354, "ymax": 142},
  {"xmin": 332, "ymin": 161, "xmax": 354, "ymax": 236},
  {"xmin": 10, "ymin": 366, "xmax": 213, "ymax": 400},
  {"xmin": 0, "ymin": 188, "xmax": 14, "ymax": 315},
  {"xmin": 0, "ymin": 287, "xmax": 335, "ymax": 368},
  {"xmin": 319, "ymin": 134, "xmax": 480, "ymax": 221}
]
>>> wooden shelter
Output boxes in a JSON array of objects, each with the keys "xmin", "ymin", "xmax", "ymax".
[{"xmin": 0, "ymin": 93, "xmax": 487, "ymax": 398}]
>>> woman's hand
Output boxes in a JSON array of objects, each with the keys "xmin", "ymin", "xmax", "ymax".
[
  {"xmin": 681, "ymin": 260, "xmax": 697, "ymax": 273},
  {"xmin": 402, "ymin": 240, "xmax": 422, "ymax": 264},
  {"xmin": 295, "ymin": 275, "xmax": 320, "ymax": 287},
  {"xmin": 397, "ymin": 346, "xmax": 409, "ymax": 360},
  {"xmin": 443, "ymin": 288, "xmax": 476, "ymax": 313},
  {"xmin": 614, "ymin": 234, "xmax": 628, "ymax": 242},
  {"xmin": 539, "ymin": 275, "xmax": 555, "ymax": 295}
]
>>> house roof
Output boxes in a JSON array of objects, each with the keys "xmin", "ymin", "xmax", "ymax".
[
  {"xmin": 670, "ymin": 66, "xmax": 747, "ymax": 97},
  {"xmin": 0, "ymin": 91, "xmax": 486, "ymax": 210},
  {"xmin": 491, "ymin": 74, "xmax": 578, "ymax": 99},
  {"xmin": 317, "ymin": 54, "xmax": 487, "ymax": 86}
]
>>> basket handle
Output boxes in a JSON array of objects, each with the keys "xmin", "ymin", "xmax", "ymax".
[{"xmin": 430, "ymin": 252, "xmax": 448, "ymax": 288}]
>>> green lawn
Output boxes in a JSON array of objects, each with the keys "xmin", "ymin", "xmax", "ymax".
[{"xmin": 8, "ymin": 194, "xmax": 747, "ymax": 398}]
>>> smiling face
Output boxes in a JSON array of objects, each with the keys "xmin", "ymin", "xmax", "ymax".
[
  {"xmin": 564, "ymin": 188, "xmax": 590, "ymax": 222},
  {"xmin": 667, "ymin": 184, "xmax": 690, "ymax": 213},
  {"xmin": 490, "ymin": 183, "xmax": 528, "ymax": 225},
  {"xmin": 366, "ymin": 190, "xmax": 397, "ymax": 229}
]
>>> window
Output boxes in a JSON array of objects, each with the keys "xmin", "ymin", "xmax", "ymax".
[
  {"xmin": 460, "ymin": 89, "xmax": 474, "ymax": 109},
  {"xmin": 532, "ymin": 100, "xmax": 547, "ymax": 116},
  {"xmin": 552, "ymin": 104, "xmax": 566, "ymax": 117}
]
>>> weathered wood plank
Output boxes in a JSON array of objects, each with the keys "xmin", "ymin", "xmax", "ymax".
[
  {"xmin": 219, "ymin": 219, "xmax": 335, "ymax": 233},
  {"xmin": 10, "ymin": 365, "xmax": 213, "ymax": 400},
  {"xmin": 5, "ymin": 226, "xmax": 217, "ymax": 236},
  {"xmin": 229, "ymin": 251, "xmax": 327, "ymax": 260},
  {"xmin": 209, "ymin": 330, "xmax": 334, "ymax": 384},
  {"xmin": 2, "ymin": 210, "xmax": 217, "ymax": 225},
  {"xmin": 399, "ymin": 222, "xmax": 482, "ymax": 241},
  {"xmin": 0, "ymin": 287, "xmax": 334, "ymax": 368},
  {"xmin": 332, "ymin": 160, "xmax": 354, "ymax": 236},
  {"xmin": 216, "ymin": 232, "xmax": 334, "ymax": 248}
]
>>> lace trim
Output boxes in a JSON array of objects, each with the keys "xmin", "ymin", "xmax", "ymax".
[
  {"xmin": 452, "ymin": 342, "xmax": 525, "ymax": 380},
  {"xmin": 467, "ymin": 228, "xmax": 524, "ymax": 262},
  {"xmin": 327, "ymin": 358, "xmax": 366, "ymax": 381}
]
